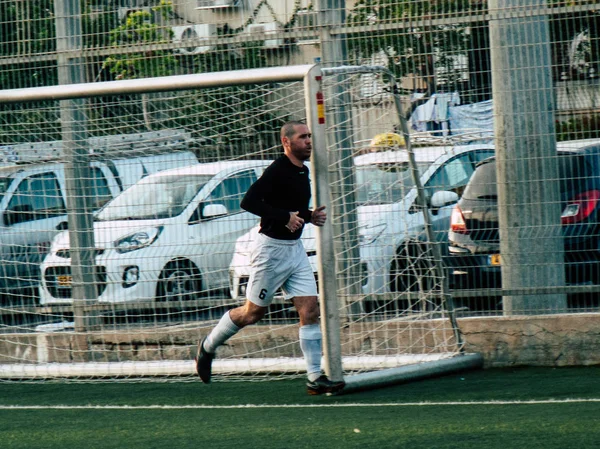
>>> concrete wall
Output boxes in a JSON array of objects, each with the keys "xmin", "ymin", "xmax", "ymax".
[
  {"xmin": 2, "ymin": 313, "xmax": 600, "ymax": 368},
  {"xmin": 458, "ymin": 313, "xmax": 600, "ymax": 367}
]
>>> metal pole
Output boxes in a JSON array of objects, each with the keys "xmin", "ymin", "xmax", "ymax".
[
  {"xmin": 317, "ymin": 0, "xmax": 362, "ymax": 318},
  {"xmin": 55, "ymin": 0, "xmax": 98, "ymax": 333},
  {"xmin": 490, "ymin": 0, "xmax": 566, "ymax": 314},
  {"xmin": 0, "ymin": 65, "xmax": 316, "ymax": 104},
  {"xmin": 393, "ymin": 88, "xmax": 464, "ymax": 350},
  {"xmin": 305, "ymin": 66, "xmax": 344, "ymax": 382}
]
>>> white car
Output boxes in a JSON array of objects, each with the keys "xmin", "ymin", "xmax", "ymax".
[
  {"xmin": 229, "ymin": 144, "xmax": 495, "ymax": 299},
  {"xmin": 39, "ymin": 160, "xmax": 271, "ymax": 304}
]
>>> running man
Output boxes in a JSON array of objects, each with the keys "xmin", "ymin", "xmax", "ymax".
[{"xmin": 195, "ymin": 121, "xmax": 345, "ymax": 395}]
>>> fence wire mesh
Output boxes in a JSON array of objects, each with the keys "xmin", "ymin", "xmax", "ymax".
[{"xmin": 0, "ymin": 1, "xmax": 599, "ymax": 380}]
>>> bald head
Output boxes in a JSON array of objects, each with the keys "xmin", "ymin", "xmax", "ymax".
[{"xmin": 281, "ymin": 121, "xmax": 306, "ymax": 141}]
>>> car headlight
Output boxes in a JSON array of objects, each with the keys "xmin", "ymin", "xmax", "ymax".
[
  {"xmin": 114, "ymin": 227, "xmax": 163, "ymax": 254},
  {"xmin": 359, "ymin": 223, "xmax": 387, "ymax": 245}
]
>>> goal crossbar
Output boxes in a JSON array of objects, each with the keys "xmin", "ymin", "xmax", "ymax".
[{"xmin": 0, "ymin": 65, "xmax": 315, "ymax": 104}]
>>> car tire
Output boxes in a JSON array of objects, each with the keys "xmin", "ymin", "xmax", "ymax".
[
  {"xmin": 390, "ymin": 242, "xmax": 436, "ymax": 294},
  {"xmin": 156, "ymin": 260, "xmax": 202, "ymax": 302}
]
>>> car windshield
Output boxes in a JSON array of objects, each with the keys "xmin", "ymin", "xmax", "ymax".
[
  {"xmin": 355, "ymin": 161, "xmax": 429, "ymax": 205},
  {"xmin": 95, "ymin": 174, "xmax": 212, "ymax": 221},
  {"xmin": 0, "ymin": 177, "xmax": 12, "ymax": 202}
]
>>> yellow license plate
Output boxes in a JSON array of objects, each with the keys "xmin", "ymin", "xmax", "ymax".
[
  {"xmin": 489, "ymin": 254, "xmax": 501, "ymax": 266},
  {"xmin": 57, "ymin": 275, "xmax": 72, "ymax": 286}
]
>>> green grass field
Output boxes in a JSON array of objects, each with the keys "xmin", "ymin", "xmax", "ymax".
[{"xmin": 2, "ymin": 366, "xmax": 600, "ymax": 449}]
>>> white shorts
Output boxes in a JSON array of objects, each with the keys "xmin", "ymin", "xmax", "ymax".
[{"xmin": 247, "ymin": 233, "xmax": 318, "ymax": 307}]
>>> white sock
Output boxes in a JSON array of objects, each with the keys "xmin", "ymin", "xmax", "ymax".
[
  {"xmin": 203, "ymin": 311, "xmax": 241, "ymax": 354},
  {"xmin": 299, "ymin": 324, "xmax": 322, "ymax": 382}
]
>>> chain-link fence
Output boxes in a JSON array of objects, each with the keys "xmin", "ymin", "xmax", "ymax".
[{"xmin": 0, "ymin": 1, "xmax": 599, "ymax": 380}]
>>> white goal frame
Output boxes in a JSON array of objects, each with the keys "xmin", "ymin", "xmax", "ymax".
[
  {"xmin": 0, "ymin": 64, "xmax": 345, "ymax": 381},
  {"xmin": 0, "ymin": 65, "xmax": 482, "ymax": 389}
]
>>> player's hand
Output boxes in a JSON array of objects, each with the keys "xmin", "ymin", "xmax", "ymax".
[
  {"xmin": 311, "ymin": 206, "xmax": 327, "ymax": 227},
  {"xmin": 286, "ymin": 211, "xmax": 304, "ymax": 232}
]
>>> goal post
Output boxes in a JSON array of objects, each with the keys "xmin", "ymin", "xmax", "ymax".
[
  {"xmin": 0, "ymin": 64, "xmax": 478, "ymax": 386},
  {"xmin": 305, "ymin": 66, "xmax": 344, "ymax": 383}
]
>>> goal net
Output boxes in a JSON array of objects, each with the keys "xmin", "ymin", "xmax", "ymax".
[{"xmin": 0, "ymin": 65, "xmax": 473, "ymax": 383}]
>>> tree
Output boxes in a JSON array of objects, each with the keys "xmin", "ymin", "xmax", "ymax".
[
  {"xmin": 101, "ymin": 5, "xmax": 177, "ymax": 80},
  {"xmin": 99, "ymin": 2, "xmax": 178, "ymax": 131},
  {"xmin": 346, "ymin": 0, "xmax": 484, "ymax": 97}
]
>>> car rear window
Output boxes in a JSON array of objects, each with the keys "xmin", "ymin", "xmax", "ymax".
[
  {"xmin": 462, "ymin": 160, "xmax": 497, "ymax": 199},
  {"xmin": 463, "ymin": 152, "xmax": 595, "ymax": 200}
]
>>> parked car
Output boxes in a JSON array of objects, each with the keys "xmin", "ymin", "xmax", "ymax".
[
  {"xmin": 447, "ymin": 140, "xmax": 600, "ymax": 290},
  {"xmin": 229, "ymin": 144, "xmax": 495, "ymax": 300},
  {"xmin": 39, "ymin": 160, "xmax": 271, "ymax": 305},
  {"xmin": 0, "ymin": 130, "xmax": 196, "ymax": 303}
]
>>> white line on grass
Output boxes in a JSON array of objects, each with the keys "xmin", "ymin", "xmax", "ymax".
[{"xmin": 3, "ymin": 399, "xmax": 600, "ymax": 410}]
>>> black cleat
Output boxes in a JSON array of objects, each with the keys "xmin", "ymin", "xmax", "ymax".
[
  {"xmin": 306, "ymin": 375, "xmax": 345, "ymax": 396},
  {"xmin": 195, "ymin": 338, "xmax": 215, "ymax": 384}
]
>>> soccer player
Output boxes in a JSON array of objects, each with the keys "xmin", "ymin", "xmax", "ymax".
[{"xmin": 195, "ymin": 121, "xmax": 345, "ymax": 395}]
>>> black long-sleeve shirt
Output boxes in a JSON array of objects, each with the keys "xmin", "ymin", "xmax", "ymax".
[{"xmin": 241, "ymin": 155, "xmax": 312, "ymax": 240}]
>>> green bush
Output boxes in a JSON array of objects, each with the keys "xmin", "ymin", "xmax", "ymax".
[{"xmin": 556, "ymin": 114, "xmax": 600, "ymax": 141}]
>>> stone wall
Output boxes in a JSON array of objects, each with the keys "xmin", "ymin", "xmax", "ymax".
[
  {"xmin": 2, "ymin": 313, "xmax": 600, "ymax": 368},
  {"xmin": 458, "ymin": 313, "xmax": 600, "ymax": 367}
]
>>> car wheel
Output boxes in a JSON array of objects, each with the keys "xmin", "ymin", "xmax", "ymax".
[
  {"xmin": 390, "ymin": 242, "xmax": 436, "ymax": 294},
  {"xmin": 156, "ymin": 260, "xmax": 202, "ymax": 302}
]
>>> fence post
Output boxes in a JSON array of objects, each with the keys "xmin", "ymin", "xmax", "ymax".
[
  {"xmin": 490, "ymin": 0, "xmax": 566, "ymax": 314},
  {"xmin": 317, "ymin": 0, "xmax": 363, "ymax": 318},
  {"xmin": 55, "ymin": 0, "xmax": 99, "ymax": 334}
]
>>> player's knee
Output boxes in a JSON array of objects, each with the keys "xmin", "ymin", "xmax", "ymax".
[
  {"xmin": 242, "ymin": 304, "xmax": 267, "ymax": 325},
  {"xmin": 305, "ymin": 308, "xmax": 320, "ymax": 324},
  {"xmin": 245, "ymin": 310, "xmax": 265, "ymax": 325},
  {"xmin": 231, "ymin": 302, "xmax": 267, "ymax": 327},
  {"xmin": 298, "ymin": 299, "xmax": 320, "ymax": 324}
]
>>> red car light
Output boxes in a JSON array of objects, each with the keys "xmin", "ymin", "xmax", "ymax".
[
  {"xmin": 561, "ymin": 190, "xmax": 600, "ymax": 225},
  {"xmin": 450, "ymin": 205, "xmax": 468, "ymax": 234}
]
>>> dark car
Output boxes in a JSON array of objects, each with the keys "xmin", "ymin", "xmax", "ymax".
[{"xmin": 446, "ymin": 143, "xmax": 600, "ymax": 290}]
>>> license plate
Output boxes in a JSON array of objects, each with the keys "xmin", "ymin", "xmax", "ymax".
[
  {"xmin": 57, "ymin": 275, "xmax": 72, "ymax": 286},
  {"xmin": 489, "ymin": 254, "xmax": 501, "ymax": 266}
]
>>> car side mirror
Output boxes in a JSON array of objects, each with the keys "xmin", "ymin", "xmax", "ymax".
[
  {"xmin": 203, "ymin": 203, "xmax": 228, "ymax": 218},
  {"xmin": 430, "ymin": 190, "xmax": 459, "ymax": 208},
  {"xmin": 189, "ymin": 203, "xmax": 228, "ymax": 224}
]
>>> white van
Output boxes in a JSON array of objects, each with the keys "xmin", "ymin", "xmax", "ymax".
[
  {"xmin": 0, "ymin": 130, "xmax": 197, "ymax": 303},
  {"xmin": 39, "ymin": 159, "xmax": 271, "ymax": 305}
]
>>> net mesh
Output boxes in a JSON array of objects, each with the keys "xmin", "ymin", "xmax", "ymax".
[
  {"xmin": 0, "ymin": 0, "xmax": 599, "ymax": 381},
  {"xmin": 0, "ymin": 80, "xmax": 306, "ymax": 381},
  {"xmin": 0, "ymin": 67, "xmax": 467, "ymax": 381},
  {"xmin": 322, "ymin": 68, "xmax": 464, "ymax": 376}
]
